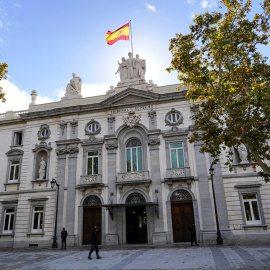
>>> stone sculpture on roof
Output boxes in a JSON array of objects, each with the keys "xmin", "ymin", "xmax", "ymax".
[
  {"xmin": 62, "ymin": 73, "xmax": 82, "ymax": 100},
  {"xmin": 115, "ymin": 52, "xmax": 146, "ymax": 82}
]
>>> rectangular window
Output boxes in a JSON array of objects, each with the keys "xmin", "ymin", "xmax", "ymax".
[
  {"xmin": 13, "ymin": 131, "xmax": 23, "ymax": 146},
  {"xmin": 126, "ymin": 147, "xmax": 142, "ymax": 172},
  {"xmin": 170, "ymin": 143, "xmax": 184, "ymax": 168},
  {"xmin": 87, "ymin": 151, "xmax": 98, "ymax": 175},
  {"xmin": 32, "ymin": 206, "xmax": 44, "ymax": 233},
  {"xmin": 9, "ymin": 160, "xmax": 20, "ymax": 181},
  {"xmin": 242, "ymin": 193, "xmax": 261, "ymax": 225},
  {"xmin": 3, "ymin": 208, "xmax": 15, "ymax": 234}
]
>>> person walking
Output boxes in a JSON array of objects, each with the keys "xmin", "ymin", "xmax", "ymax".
[
  {"xmin": 88, "ymin": 226, "xmax": 102, "ymax": 259},
  {"xmin": 189, "ymin": 223, "xmax": 199, "ymax": 246},
  {"xmin": 61, "ymin": 227, "xmax": 68, "ymax": 249}
]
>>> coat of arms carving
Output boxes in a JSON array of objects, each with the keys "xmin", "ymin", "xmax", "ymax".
[{"xmin": 123, "ymin": 111, "xmax": 141, "ymax": 128}]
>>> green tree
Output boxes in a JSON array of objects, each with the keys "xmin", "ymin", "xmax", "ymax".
[
  {"xmin": 0, "ymin": 60, "xmax": 8, "ymax": 103},
  {"xmin": 167, "ymin": 0, "xmax": 270, "ymax": 181}
]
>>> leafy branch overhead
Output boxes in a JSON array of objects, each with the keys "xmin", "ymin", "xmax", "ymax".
[
  {"xmin": 167, "ymin": 0, "xmax": 270, "ymax": 181},
  {"xmin": 0, "ymin": 60, "xmax": 8, "ymax": 103}
]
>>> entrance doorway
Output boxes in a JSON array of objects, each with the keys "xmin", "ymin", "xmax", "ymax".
[
  {"xmin": 82, "ymin": 195, "xmax": 101, "ymax": 245},
  {"xmin": 170, "ymin": 189, "xmax": 195, "ymax": 243},
  {"xmin": 126, "ymin": 205, "xmax": 147, "ymax": 244}
]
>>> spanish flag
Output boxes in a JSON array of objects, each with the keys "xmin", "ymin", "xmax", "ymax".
[{"xmin": 106, "ymin": 22, "xmax": 130, "ymax": 45}]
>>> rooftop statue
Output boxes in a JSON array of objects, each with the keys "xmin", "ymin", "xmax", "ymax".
[
  {"xmin": 66, "ymin": 73, "xmax": 82, "ymax": 93},
  {"xmin": 62, "ymin": 73, "xmax": 82, "ymax": 100},
  {"xmin": 116, "ymin": 52, "xmax": 146, "ymax": 82}
]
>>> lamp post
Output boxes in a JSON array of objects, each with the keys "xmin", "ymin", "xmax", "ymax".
[
  {"xmin": 51, "ymin": 178, "xmax": 59, "ymax": 248},
  {"xmin": 209, "ymin": 166, "xmax": 223, "ymax": 245}
]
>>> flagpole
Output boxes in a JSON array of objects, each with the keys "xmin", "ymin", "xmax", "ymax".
[{"xmin": 130, "ymin": 20, "xmax": 133, "ymax": 57}]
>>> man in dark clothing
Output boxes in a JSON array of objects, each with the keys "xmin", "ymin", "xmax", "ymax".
[
  {"xmin": 61, "ymin": 228, "xmax": 68, "ymax": 249},
  {"xmin": 189, "ymin": 223, "xmax": 199, "ymax": 246},
  {"xmin": 88, "ymin": 226, "xmax": 102, "ymax": 259}
]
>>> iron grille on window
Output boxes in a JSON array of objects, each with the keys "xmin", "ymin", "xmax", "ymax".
[
  {"xmin": 126, "ymin": 192, "xmax": 146, "ymax": 204},
  {"xmin": 171, "ymin": 190, "xmax": 192, "ymax": 201},
  {"xmin": 83, "ymin": 195, "xmax": 101, "ymax": 206}
]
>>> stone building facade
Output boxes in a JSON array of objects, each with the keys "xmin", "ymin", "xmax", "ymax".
[{"xmin": 0, "ymin": 54, "xmax": 269, "ymax": 248}]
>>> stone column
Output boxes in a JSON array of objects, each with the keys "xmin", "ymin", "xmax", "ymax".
[
  {"xmin": 65, "ymin": 144, "xmax": 79, "ymax": 246},
  {"xmin": 148, "ymin": 133, "xmax": 168, "ymax": 244},
  {"xmin": 55, "ymin": 147, "xmax": 67, "ymax": 238},
  {"xmin": 105, "ymin": 139, "xmax": 119, "ymax": 245},
  {"xmin": 194, "ymin": 140, "xmax": 216, "ymax": 242}
]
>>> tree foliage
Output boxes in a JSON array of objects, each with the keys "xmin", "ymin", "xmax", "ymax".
[
  {"xmin": 167, "ymin": 0, "xmax": 270, "ymax": 181},
  {"xmin": 0, "ymin": 60, "xmax": 8, "ymax": 103}
]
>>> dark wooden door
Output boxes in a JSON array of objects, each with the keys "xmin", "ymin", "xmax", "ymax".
[
  {"xmin": 171, "ymin": 201, "xmax": 194, "ymax": 242},
  {"xmin": 83, "ymin": 206, "xmax": 101, "ymax": 245},
  {"xmin": 126, "ymin": 206, "xmax": 147, "ymax": 244}
]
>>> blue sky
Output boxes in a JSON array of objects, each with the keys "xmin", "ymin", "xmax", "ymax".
[{"xmin": 0, "ymin": 0, "xmax": 268, "ymax": 113}]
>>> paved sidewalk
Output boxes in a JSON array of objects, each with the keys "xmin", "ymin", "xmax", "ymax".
[{"xmin": 0, "ymin": 245, "xmax": 270, "ymax": 270}]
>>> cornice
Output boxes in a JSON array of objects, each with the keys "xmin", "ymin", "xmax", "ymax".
[{"xmin": 19, "ymin": 89, "xmax": 188, "ymax": 121}]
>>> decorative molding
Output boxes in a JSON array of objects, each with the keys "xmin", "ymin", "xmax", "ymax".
[
  {"xmin": 105, "ymin": 143, "xmax": 118, "ymax": 150},
  {"xmin": 107, "ymin": 114, "xmax": 115, "ymax": 124},
  {"xmin": 37, "ymin": 124, "xmax": 51, "ymax": 141},
  {"xmin": 59, "ymin": 121, "xmax": 67, "ymax": 136},
  {"xmin": 148, "ymin": 109, "xmax": 156, "ymax": 125},
  {"xmin": 148, "ymin": 138, "xmax": 160, "ymax": 146},
  {"xmin": 32, "ymin": 141, "xmax": 52, "ymax": 152},
  {"xmin": 70, "ymin": 119, "xmax": 78, "ymax": 135},
  {"xmin": 56, "ymin": 147, "xmax": 79, "ymax": 156},
  {"xmin": 85, "ymin": 119, "xmax": 101, "ymax": 136},
  {"xmin": 123, "ymin": 111, "xmax": 141, "ymax": 128},
  {"xmin": 165, "ymin": 108, "xmax": 183, "ymax": 127},
  {"xmin": 6, "ymin": 149, "xmax": 24, "ymax": 157},
  {"xmin": 122, "ymin": 172, "xmax": 144, "ymax": 179}
]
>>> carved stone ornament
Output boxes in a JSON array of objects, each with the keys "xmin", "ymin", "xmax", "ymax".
[
  {"xmin": 84, "ymin": 175, "xmax": 98, "ymax": 183},
  {"xmin": 171, "ymin": 169, "xmax": 185, "ymax": 176},
  {"xmin": 148, "ymin": 138, "xmax": 160, "ymax": 146},
  {"xmin": 37, "ymin": 124, "xmax": 51, "ymax": 141},
  {"xmin": 56, "ymin": 147, "xmax": 79, "ymax": 156},
  {"xmin": 123, "ymin": 111, "xmax": 141, "ymax": 128},
  {"xmin": 165, "ymin": 108, "xmax": 184, "ymax": 127},
  {"xmin": 59, "ymin": 121, "xmax": 67, "ymax": 136},
  {"xmin": 70, "ymin": 119, "xmax": 78, "ymax": 135},
  {"xmin": 148, "ymin": 109, "xmax": 156, "ymax": 125},
  {"xmin": 107, "ymin": 114, "xmax": 115, "ymax": 124},
  {"xmin": 105, "ymin": 143, "xmax": 118, "ymax": 150},
  {"xmin": 85, "ymin": 119, "xmax": 101, "ymax": 136},
  {"xmin": 122, "ymin": 172, "xmax": 144, "ymax": 179}
]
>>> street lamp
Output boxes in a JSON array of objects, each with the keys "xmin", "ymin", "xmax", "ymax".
[
  {"xmin": 51, "ymin": 178, "xmax": 60, "ymax": 248},
  {"xmin": 209, "ymin": 166, "xmax": 223, "ymax": 245}
]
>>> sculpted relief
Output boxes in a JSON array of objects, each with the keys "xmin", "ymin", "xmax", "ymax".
[{"xmin": 115, "ymin": 52, "xmax": 146, "ymax": 82}]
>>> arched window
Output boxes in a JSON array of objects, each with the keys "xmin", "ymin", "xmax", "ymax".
[
  {"xmin": 126, "ymin": 192, "xmax": 146, "ymax": 204},
  {"xmin": 83, "ymin": 195, "xmax": 101, "ymax": 206},
  {"xmin": 126, "ymin": 138, "xmax": 142, "ymax": 172},
  {"xmin": 171, "ymin": 189, "xmax": 192, "ymax": 201}
]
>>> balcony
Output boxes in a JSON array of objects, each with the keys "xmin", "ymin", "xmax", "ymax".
[
  {"xmin": 116, "ymin": 171, "xmax": 151, "ymax": 191},
  {"xmin": 77, "ymin": 175, "xmax": 104, "ymax": 192},
  {"xmin": 164, "ymin": 167, "xmax": 194, "ymax": 189}
]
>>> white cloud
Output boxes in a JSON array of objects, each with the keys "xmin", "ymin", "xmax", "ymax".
[
  {"xmin": 13, "ymin": 3, "xmax": 22, "ymax": 8},
  {"xmin": 145, "ymin": 3, "xmax": 157, "ymax": 12},
  {"xmin": 0, "ymin": 80, "xmax": 110, "ymax": 114},
  {"xmin": 0, "ymin": 80, "xmax": 53, "ymax": 113},
  {"xmin": 200, "ymin": 0, "xmax": 216, "ymax": 9},
  {"xmin": 81, "ymin": 83, "xmax": 110, "ymax": 97},
  {"xmin": 187, "ymin": 0, "xmax": 196, "ymax": 5},
  {"xmin": 0, "ymin": 20, "xmax": 3, "ymax": 29}
]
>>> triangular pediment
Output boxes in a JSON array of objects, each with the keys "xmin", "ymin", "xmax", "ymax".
[{"xmin": 101, "ymin": 88, "xmax": 159, "ymax": 107}]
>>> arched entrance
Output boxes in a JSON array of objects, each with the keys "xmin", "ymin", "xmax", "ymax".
[
  {"xmin": 126, "ymin": 192, "xmax": 147, "ymax": 244},
  {"xmin": 83, "ymin": 195, "xmax": 101, "ymax": 245},
  {"xmin": 171, "ymin": 189, "xmax": 194, "ymax": 242}
]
